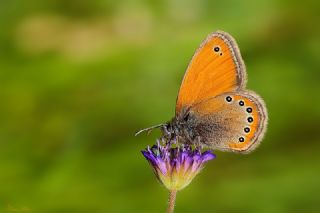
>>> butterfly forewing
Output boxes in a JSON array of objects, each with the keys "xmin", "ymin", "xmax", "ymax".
[{"xmin": 176, "ymin": 31, "xmax": 247, "ymax": 115}]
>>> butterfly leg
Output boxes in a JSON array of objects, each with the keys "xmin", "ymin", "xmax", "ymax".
[{"xmin": 193, "ymin": 136, "xmax": 202, "ymax": 149}]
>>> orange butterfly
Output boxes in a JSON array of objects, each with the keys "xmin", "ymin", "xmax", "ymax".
[{"xmin": 137, "ymin": 31, "xmax": 268, "ymax": 153}]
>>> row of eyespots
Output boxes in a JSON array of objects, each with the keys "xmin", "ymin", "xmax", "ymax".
[{"xmin": 226, "ymin": 96, "xmax": 254, "ymax": 143}]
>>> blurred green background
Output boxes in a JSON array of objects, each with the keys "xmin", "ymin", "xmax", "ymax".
[{"xmin": 1, "ymin": 0, "xmax": 320, "ymax": 212}]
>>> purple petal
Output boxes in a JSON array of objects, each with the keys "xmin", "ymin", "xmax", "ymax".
[
  {"xmin": 157, "ymin": 159, "xmax": 168, "ymax": 175},
  {"xmin": 180, "ymin": 149, "xmax": 189, "ymax": 162},
  {"xmin": 173, "ymin": 158, "xmax": 180, "ymax": 171},
  {"xmin": 190, "ymin": 163, "xmax": 201, "ymax": 173},
  {"xmin": 141, "ymin": 150, "xmax": 157, "ymax": 165},
  {"xmin": 193, "ymin": 152, "xmax": 201, "ymax": 162},
  {"xmin": 142, "ymin": 150, "xmax": 168, "ymax": 175},
  {"xmin": 184, "ymin": 151, "xmax": 193, "ymax": 165},
  {"xmin": 201, "ymin": 151, "xmax": 216, "ymax": 162},
  {"xmin": 188, "ymin": 154, "xmax": 200, "ymax": 172}
]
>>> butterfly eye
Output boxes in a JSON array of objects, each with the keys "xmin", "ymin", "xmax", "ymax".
[{"xmin": 183, "ymin": 113, "xmax": 190, "ymax": 121}]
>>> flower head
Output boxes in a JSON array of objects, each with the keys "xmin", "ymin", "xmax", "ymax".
[{"xmin": 142, "ymin": 140, "xmax": 215, "ymax": 191}]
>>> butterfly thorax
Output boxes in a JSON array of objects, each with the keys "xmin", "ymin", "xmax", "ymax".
[{"xmin": 162, "ymin": 108, "xmax": 199, "ymax": 144}]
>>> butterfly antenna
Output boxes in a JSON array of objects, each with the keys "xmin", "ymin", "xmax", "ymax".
[{"xmin": 135, "ymin": 124, "xmax": 165, "ymax": 136}]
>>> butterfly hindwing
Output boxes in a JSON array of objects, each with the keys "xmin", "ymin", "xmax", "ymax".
[{"xmin": 189, "ymin": 90, "xmax": 268, "ymax": 153}]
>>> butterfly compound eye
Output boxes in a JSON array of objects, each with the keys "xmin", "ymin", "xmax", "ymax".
[{"xmin": 184, "ymin": 113, "xmax": 190, "ymax": 121}]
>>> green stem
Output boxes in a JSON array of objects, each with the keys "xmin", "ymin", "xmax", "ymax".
[{"xmin": 166, "ymin": 190, "xmax": 177, "ymax": 213}]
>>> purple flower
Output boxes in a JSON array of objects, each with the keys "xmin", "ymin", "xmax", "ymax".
[{"xmin": 142, "ymin": 140, "xmax": 216, "ymax": 191}]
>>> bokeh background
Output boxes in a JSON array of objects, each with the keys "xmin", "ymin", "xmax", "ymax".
[{"xmin": 1, "ymin": 0, "xmax": 320, "ymax": 212}]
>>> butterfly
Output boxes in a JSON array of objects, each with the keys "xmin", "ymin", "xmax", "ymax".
[{"xmin": 136, "ymin": 31, "xmax": 268, "ymax": 153}]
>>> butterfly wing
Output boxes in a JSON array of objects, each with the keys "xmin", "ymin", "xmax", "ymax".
[
  {"xmin": 176, "ymin": 31, "xmax": 247, "ymax": 115},
  {"xmin": 189, "ymin": 91, "xmax": 268, "ymax": 153}
]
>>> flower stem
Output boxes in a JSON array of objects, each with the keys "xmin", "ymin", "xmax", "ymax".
[{"xmin": 166, "ymin": 190, "xmax": 177, "ymax": 213}]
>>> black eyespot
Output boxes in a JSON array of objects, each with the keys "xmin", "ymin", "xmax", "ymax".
[
  {"xmin": 239, "ymin": 100, "xmax": 244, "ymax": 106},
  {"xmin": 244, "ymin": 127, "xmax": 250, "ymax": 133},
  {"xmin": 247, "ymin": 117, "xmax": 253, "ymax": 123},
  {"xmin": 226, "ymin": 96, "xmax": 232, "ymax": 102},
  {"xmin": 219, "ymin": 53, "xmax": 223, "ymax": 56},
  {"xmin": 246, "ymin": 107, "xmax": 253, "ymax": 113},
  {"xmin": 239, "ymin": 137, "xmax": 245, "ymax": 142},
  {"xmin": 214, "ymin": 46, "xmax": 220, "ymax": 52}
]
